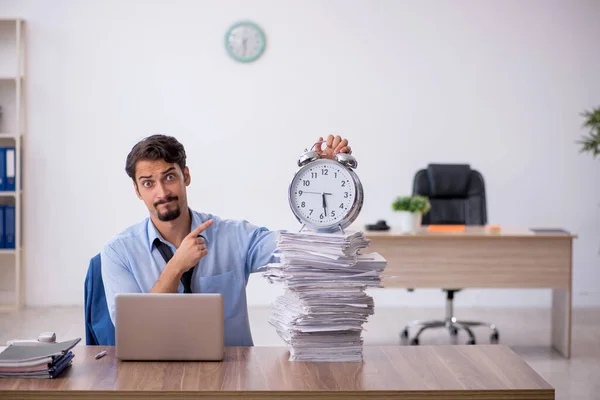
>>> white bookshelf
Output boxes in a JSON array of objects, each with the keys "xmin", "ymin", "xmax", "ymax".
[{"xmin": 0, "ymin": 19, "xmax": 24, "ymax": 311}]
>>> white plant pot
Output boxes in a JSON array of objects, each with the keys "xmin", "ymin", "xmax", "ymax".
[{"xmin": 397, "ymin": 211, "xmax": 422, "ymax": 233}]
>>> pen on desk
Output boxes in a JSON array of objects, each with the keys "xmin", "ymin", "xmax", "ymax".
[{"xmin": 95, "ymin": 350, "xmax": 107, "ymax": 360}]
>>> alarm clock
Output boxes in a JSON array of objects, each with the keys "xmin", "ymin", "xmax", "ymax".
[{"xmin": 288, "ymin": 141, "xmax": 364, "ymax": 233}]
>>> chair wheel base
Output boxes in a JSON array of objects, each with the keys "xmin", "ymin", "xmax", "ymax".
[
  {"xmin": 400, "ymin": 321, "xmax": 499, "ymax": 347},
  {"xmin": 490, "ymin": 332, "xmax": 499, "ymax": 344},
  {"xmin": 399, "ymin": 329, "xmax": 410, "ymax": 345}
]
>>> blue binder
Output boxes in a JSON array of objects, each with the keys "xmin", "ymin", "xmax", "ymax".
[
  {"xmin": 4, "ymin": 147, "xmax": 15, "ymax": 192},
  {"xmin": 0, "ymin": 206, "xmax": 4, "ymax": 249},
  {"xmin": 4, "ymin": 205, "xmax": 15, "ymax": 249},
  {"xmin": 0, "ymin": 148, "xmax": 5, "ymax": 191}
]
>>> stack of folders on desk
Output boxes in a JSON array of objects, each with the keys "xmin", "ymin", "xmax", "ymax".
[
  {"xmin": 0, "ymin": 338, "xmax": 80, "ymax": 378},
  {"xmin": 262, "ymin": 230, "xmax": 387, "ymax": 362}
]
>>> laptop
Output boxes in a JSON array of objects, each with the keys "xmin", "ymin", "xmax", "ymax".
[{"xmin": 114, "ymin": 293, "xmax": 224, "ymax": 361}]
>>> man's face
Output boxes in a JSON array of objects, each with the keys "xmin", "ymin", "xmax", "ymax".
[{"xmin": 134, "ymin": 159, "xmax": 190, "ymax": 222}]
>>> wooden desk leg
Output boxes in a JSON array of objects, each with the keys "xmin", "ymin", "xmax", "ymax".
[{"xmin": 551, "ymin": 288, "xmax": 572, "ymax": 358}]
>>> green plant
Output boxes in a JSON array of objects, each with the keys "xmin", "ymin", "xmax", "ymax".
[
  {"xmin": 577, "ymin": 106, "xmax": 600, "ymax": 158},
  {"xmin": 392, "ymin": 195, "xmax": 431, "ymax": 214}
]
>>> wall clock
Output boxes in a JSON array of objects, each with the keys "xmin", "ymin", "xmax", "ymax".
[{"xmin": 225, "ymin": 21, "xmax": 266, "ymax": 63}]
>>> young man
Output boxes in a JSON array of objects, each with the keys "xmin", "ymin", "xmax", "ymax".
[{"xmin": 101, "ymin": 134, "xmax": 352, "ymax": 346}]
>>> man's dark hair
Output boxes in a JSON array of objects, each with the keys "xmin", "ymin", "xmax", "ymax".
[{"xmin": 125, "ymin": 134, "xmax": 187, "ymax": 182}]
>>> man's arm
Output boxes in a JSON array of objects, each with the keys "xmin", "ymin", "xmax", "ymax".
[
  {"xmin": 239, "ymin": 135, "xmax": 351, "ymax": 276},
  {"xmin": 100, "ymin": 242, "xmax": 142, "ymax": 326},
  {"xmin": 239, "ymin": 221, "xmax": 281, "ymax": 278},
  {"xmin": 150, "ymin": 263, "xmax": 183, "ymax": 293}
]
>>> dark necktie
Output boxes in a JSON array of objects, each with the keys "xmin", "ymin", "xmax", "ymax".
[{"xmin": 153, "ymin": 238, "xmax": 194, "ymax": 293}]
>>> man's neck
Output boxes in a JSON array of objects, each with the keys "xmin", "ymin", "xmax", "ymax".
[{"xmin": 151, "ymin": 207, "xmax": 191, "ymax": 248}]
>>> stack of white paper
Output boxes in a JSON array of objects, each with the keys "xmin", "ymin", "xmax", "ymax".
[{"xmin": 262, "ymin": 230, "xmax": 387, "ymax": 362}]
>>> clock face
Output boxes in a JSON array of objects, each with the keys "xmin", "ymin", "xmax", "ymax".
[
  {"xmin": 289, "ymin": 159, "xmax": 359, "ymax": 230},
  {"xmin": 225, "ymin": 21, "xmax": 266, "ymax": 63}
]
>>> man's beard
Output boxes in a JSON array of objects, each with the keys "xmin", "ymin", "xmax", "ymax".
[{"xmin": 154, "ymin": 195, "xmax": 181, "ymax": 222}]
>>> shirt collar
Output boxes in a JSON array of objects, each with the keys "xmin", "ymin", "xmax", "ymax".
[{"xmin": 147, "ymin": 208, "xmax": 213, "ymax": 250}]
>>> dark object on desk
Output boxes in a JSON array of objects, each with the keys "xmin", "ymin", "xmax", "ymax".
[
  {"xmin": 84, "ymin": 253, "xmax": 115, "ymax": 346},
  {"xmin": 365, "ymin": 220, "xmax": 390, "ymax": 231},
  {"xmin": 530, "ymin": 228, "xmax": 571, "ymax": 235},
  {"xmin": 401, "ymin": 164, "xmax": 499, "ymax": 347}
]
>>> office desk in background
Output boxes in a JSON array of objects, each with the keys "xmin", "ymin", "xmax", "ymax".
[
  {"xmin": 363, "ymin": 226, "xmax": 576, "ymax": 358},
  {"xmin": 0, "ymin": 345, "xmax": 553, "ymax": 399}
]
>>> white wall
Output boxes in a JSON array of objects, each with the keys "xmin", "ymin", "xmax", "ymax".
[{"xmin": 0, "ymin": 0, "xmax": 598, "ymax": 309}]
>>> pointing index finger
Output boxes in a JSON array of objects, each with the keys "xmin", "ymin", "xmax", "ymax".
[{"xmin": 189, "ymin": 219, "xmax": 214, "ymax": 237}]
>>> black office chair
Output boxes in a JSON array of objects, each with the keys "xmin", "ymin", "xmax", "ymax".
[{"xmin": 400, "ymin": 163, "xmax": 499, "ymax": 345}]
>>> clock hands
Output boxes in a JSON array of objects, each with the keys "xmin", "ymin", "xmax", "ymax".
[
  {"xmin": 297, "ymin": 191, "xmax": 332, "ymax": 217},
  {"xmin": 301, "ymin": 191, "xmax": 332, "ymax": 195}
]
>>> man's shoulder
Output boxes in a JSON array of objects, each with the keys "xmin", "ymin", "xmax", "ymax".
[
  {"xmin": 102, "ymin": 218, "xmax": 149, "ymax": 253},
  {"xmin": 207, "ymin": 213, "xmax": 264, "ymax": 232},
  {"xmin": 192, "ymin": 210, "xmax": 278, "ymax": 239},
  {"xmin": 192, "ymin": 210, "xmax": 245, "ymax": 230}
]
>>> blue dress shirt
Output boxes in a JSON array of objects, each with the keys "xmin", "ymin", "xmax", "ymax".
[{"xmin": 100, "ymin": 209, "xmax": 279, "ymax": 346}]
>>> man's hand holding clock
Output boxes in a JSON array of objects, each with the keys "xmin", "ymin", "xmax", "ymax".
[
  {"xmin": 309, "ymin": 134, "xmax": 352, "ymax": 218},
  {"xmin": 313, "ymin": 134, "xmax": 352, "ymax": 159}
]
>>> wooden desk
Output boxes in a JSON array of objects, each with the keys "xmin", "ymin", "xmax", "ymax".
[
  {"xmin": 363, "ymin": 226, "xmax": 576, "ymax": 358},
  {"xmin": 0, "ymin": 345, "xmax": 553, "ymax": 399}
]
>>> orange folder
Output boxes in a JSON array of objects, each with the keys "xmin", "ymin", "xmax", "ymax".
[{"xmin": 427, "ymin": 225, "xmax": 466, "ymax": 232}]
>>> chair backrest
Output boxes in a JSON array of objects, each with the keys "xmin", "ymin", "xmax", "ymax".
[
  {"xmin": 84, "ymin": 253, "xmax": 115, "ymax": 345},
  {"xmin": 412, "ymin": 163, "xmax": 487, "ymax": 225}
]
